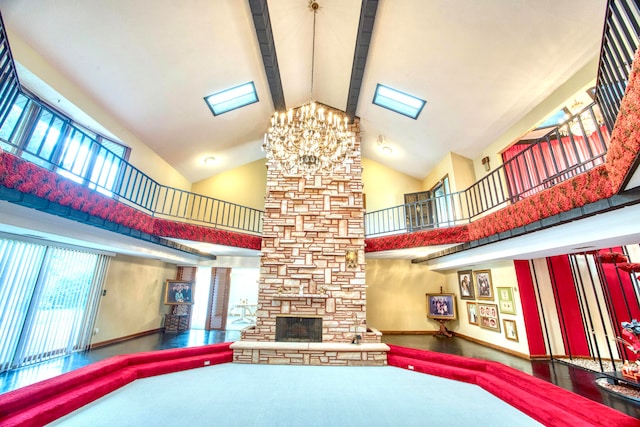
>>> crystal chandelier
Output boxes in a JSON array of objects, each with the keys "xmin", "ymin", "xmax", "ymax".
[{"xmin": 262, "ymin": 1, "xmax": 354, "ymax": 176}]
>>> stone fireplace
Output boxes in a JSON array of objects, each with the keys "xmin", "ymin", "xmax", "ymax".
[{"xmin": 231, "ymin": 114, "xmax": 388, "ymax": 366}]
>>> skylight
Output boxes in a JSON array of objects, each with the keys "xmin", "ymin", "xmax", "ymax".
[
  {"xmin": 204, "ymin": 82, "xmax": 258, "ymax": 116},
  {"xmin": 373, "ymin": 84, "xmax": 426, "ymax": 119}
]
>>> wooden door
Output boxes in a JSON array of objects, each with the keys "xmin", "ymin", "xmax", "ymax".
[{"xmin": 206, "ymin": 267, "xmax": 231, "ymax": 330}]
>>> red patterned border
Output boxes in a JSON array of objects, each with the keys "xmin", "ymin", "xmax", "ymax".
[{"xmin": 0, "ymin": 151, "xmax": 260, "ymax": 250}]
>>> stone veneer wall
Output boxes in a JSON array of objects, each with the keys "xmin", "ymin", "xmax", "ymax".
[{"xmin": 241, "ymin": 116, "xmax": 373, "ymax": 344}]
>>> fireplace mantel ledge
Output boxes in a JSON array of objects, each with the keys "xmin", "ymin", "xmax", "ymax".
[{"xmin": 230, "ymin": 341, "xmax": 390, "ymax": 352}]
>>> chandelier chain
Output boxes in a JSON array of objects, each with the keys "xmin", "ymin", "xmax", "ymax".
[
  {"xmin": 262, "ymin": 0, "xmax": 354, "ymax": 176},
  {"xmin": 311, "ymin": 4, "xmax": 317, "ymax": 98}
]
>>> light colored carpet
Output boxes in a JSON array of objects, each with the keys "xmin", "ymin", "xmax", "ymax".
[{"xmin": 48, "ymin": 364, "xmax": 543, "ymax": 427}]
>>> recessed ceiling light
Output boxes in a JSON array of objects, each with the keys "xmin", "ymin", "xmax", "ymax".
[
  {"xmin": 204, "ymin": 82, "xmax": 258, "ymax": 116},
  {"xmin": 204, "ymin": 156, "xmax": 217, "ymax": 165}
]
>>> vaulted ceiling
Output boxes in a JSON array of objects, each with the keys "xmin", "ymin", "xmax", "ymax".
[{"xmin": 1, "ymin": 0, "xmax": 608, "ymax": 183}]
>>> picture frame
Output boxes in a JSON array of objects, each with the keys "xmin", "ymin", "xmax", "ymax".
[
  {"xmin": 426, "ymin": 293, "xmax": 457, "ymax": 320},
  {"xmin": 164, "ymin": 280, "xmax": 195, "ymax": 305},
  {"xmin": 474, "ymin": 270, "xmax": 494, "ymax": 300},
  {"xmin": 504, "ymin": 319, "xmax": 519, "ymax": 341},
  {"xmin": 497, "ymin": 286, "xmax": 516, "ymax": 315},
  {"xmin": 457, "ymin": 270, "xmax": 475, "ymax": 300},
  {"xmin": 477, "ymin": 303, "xmax": 500, "ymax": 332},
  {"xmin": 466, "ymin": 302, "xmax": 478, "ymax": 325}
]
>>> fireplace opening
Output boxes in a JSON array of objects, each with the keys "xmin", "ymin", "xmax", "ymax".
[{"xmin": 276, "ymin": 316, "xmax": 322, "ymax": 342}]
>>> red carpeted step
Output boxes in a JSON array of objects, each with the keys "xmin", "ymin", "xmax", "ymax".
[
  {"xmin": 0, "ymin": 343, "xmax": 235, "ymax": 426},
  {"xmin": 387, "ymin": 354, "xmax": 478, "ymax": 384},
  {"xmin": 474, "ymin": 372, "xmax": 590, "ymax": 427},
  {"xmin": 135, "ymin": 351, "xmax": 233, "ymax": 378},
  {"xmin": 387, "ymin": 344, "xmax": 490, "ymax": 372},
  {"xmin": 0, "ymin": 356, "xmax": 129, "ymax": 417},
  {"xmin": 125, "ymin": 342, "xmax": 231, "ymax": 366},
  {"xmin": 0, "ymin": 367, "xmax": 138, "ymax": 427},
  {"xmin": 386, "ymin": 344, "xmax": 640, "ymax": 427}
]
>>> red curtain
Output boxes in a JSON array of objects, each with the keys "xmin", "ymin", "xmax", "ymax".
[{"xmin": 502, "ymin": 125, "xmax": 610, "ymax": 200}]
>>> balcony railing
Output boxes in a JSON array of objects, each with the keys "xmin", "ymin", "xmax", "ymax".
[
  {"xmin": 365, "ymin": 103, "xmax": 610, "ymax": 236},
  {"xmin": 0, "ymin": 1, "xmax": 636, "ymax": 240},
  {"xmin": 596, "ymin": 0, "xmax": 640, "ymax": 132}
]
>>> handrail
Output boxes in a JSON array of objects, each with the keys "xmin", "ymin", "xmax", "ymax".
[
  {"xmin": 0, "ymin": 131, "xmax": 264, "ymax": 234},
  {"xmin": 365, "ymin": 103, "xmax": 610, "ymax": 236},
  {"xmin": 595, "ymin": 0, "xmax": 640, "ymax": 132}
]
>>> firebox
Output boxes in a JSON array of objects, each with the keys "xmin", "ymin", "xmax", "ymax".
[{"xmin": 275, "ymin": 316, "xmax": 322, "ymax": 342}]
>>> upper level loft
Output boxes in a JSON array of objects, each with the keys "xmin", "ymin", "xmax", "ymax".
[{"xmin": 0, "ymin": 1, "xmax": 640, "ymax": 262}]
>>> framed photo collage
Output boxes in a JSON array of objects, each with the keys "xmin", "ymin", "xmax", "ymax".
[{"xmin": 457, "ymin": 269, "xmax": 518, "ymax": 341}]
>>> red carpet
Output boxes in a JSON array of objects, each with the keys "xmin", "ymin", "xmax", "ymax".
[
  {"xmin": 1, "ymin": 343, "xmax": 638, "ymax": 426},
  {"xmin": 387, "ymin": 345, "xmax": 640, "ymax": 427},
  {"xmin": 0, "ymin": 343, "xmax": 233, "ymax": 427}
]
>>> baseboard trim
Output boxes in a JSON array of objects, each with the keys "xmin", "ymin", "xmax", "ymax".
[
  {"xmin": 90, "ymin": 328, "xmax": 163, "ymax": 349},
  {"xmin": 380, "ymin": 330, "xmax": 437, "ymax": 335},
  {"xmin": 453, "ymin": 332, "xmax": 531, "ymax": 360}
]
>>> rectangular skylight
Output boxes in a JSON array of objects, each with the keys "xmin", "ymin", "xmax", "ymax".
[
  {"xmin": 204, "ymin": 82, "xmax": 258, "ymax": 116},
  {"xmin": 373, "ymin": 84, "xmax": 426, "ymax": 119}
]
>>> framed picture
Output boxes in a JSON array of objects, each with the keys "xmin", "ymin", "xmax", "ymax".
[
  {"xmin": 426, "ymin": 293, "xmax": 457, "ymax": 320},
  {"xmin": 466, "ymin": 302, "xmax": 478, "ymax": 325},
  {"xmin": 457, "ymin": 270, "xmax": 475, "ymax": 300},
  {"xmin": 504, "ymin": 319, "xmax": 519, "ymax": 341},
  {"xmin": 164, "ymin": 280, "xmax": 195, "ymax": 305},
  {"xmin": 474, "ymin": 270, "xmax": 493, "ymax": 300},
  {"xmin": 477, "ymin": 303, "xmax": 500, "ymax": 332},
  {"xmin": 497, "ymin": 287, "xmax": 516, "ymax": 314}
]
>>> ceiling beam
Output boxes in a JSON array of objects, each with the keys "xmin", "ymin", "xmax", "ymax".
[
  {"xmin": 248, "ymin": 0, "xmax": 286, "ymax": 111},
  {"xmin": 345, "ymin": 0, "xmax": 379, "ymax": 118}
]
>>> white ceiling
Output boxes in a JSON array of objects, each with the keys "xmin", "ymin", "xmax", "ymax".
[{"xmin": 0, "ymin": 0, "xmax": 608, "ymax": 183}]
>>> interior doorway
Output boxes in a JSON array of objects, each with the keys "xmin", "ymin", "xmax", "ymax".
[
  {"xmin": 190, "ymin": 267, "xmax": 213, "ymax": 330},
  {"xmin": 225, "ymin": 268, "xmax": 259, "ymax": 331},
  {"xmin": 189, "ymin": 267, "xmax": 259, "ymax": 331}
]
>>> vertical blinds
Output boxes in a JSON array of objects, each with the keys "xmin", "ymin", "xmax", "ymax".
[{"xmin": 0, "ymin": 237, "xmax": 110, "ymax": 372}]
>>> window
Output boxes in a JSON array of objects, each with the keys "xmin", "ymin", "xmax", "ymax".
[
  {"xmin": 0, "ymin": 237, "xmax": 110, "ymax": 371},
  {"xmin": 373, "ymin": 84, "xmax": 426, "ymax": 119},
  {"xmin": 536, "ymin": 109, "xmax": 569, "ymax": 129},
  {"xmin": 0, "ymin": 91, "xmax": 130, "ymax": 195},
  {"xmin": 431, "ymin": 176, "xmax": 454, "ymax": 227},
  {"xmin": 204, "ymin": 82, "xmax": 258, "ymax": 116}
]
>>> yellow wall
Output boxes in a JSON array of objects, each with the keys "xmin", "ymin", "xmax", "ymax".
[
  {"xmin": 6, "ymin": 29, "xmax": 192, "ymax": 191},
  {"xmin": 450, "ymin": 152, "xmax": 476, "ymax": 192},
  {"xmin": 421, "ymin": 152, "xmax": 476, "ymax": 193},
  {"xmin": 365, "ymin": 259, "xmax": 446, "ymax": 332},
  {"xmin": 191, "ymin": 158, "xmax": 267, "ymax": 210},
  {"xmin": 361, "ymin": 158, "xmax": 422, "ymax": 212},
  {"xmin": 422, "ymin": 153, "xmax": 452, "ymax": 191},
  {"xmin": 92, "ymin": 254, "xmax": 176, "ymax": 344},
  {"xmin": 443, "ymin": 260, "xmax": 530, "ymax": 356}
]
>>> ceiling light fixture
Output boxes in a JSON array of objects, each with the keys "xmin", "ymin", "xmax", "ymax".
[
  {"xmin": 377, "ymin": 135, "xmax": 393, "ymax": 155},
  {"xmin": 262, "ymin": 1, "xmax": 354, "ymax": 176},
  {"xmin": 204, "ymin": 156, "xmax": 217, "ymax": 165}
]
